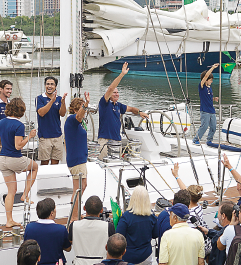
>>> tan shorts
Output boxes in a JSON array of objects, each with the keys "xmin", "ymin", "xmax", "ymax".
[
  {"xmin": 69, "ymin": 163, "xmax": 87, "ymax": 179},
  {"xmin": 0, "ymin": 156, "xmax": 31, "ymax": 177},
  {"xmin": 38, "ymin": 136, "xmax": 63, "ymax": 161},
  {"xmin": 98, "ymin": 138, "xmax": 109, "ymax": 160},
  {"xmin": 98, "ymin": 138, "xmax": 122, "ymax": 161}
]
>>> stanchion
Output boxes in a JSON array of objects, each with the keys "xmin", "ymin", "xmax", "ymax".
[
  {"xmin": 12, "ymin": 226, "xmax": 20, "ymax": 246},
  {"xmin": 0, "ymin": 229, "xmax": 3, "ymax": 248}
]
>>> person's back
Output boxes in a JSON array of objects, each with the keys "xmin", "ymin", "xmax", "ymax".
[
  {"xmin": 24, "ymin": 198, "xmax": 71, "ymax": 265},
  {"xmin": 160, "ymin": 223, "xmax": 204, "ymax": 265},
  {"xmin": 72, "ymin": 217, "xmax": 109, "ymax": 265},
  {"xmin": 24, "ymin": 222, "xmax": 70, "ymax": 265},
  {"xmin": 69, "ymin": 196, "xmax": 115, "ymax": 265}
]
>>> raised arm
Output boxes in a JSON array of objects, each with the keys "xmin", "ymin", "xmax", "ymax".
[
  {"xmin": 15, "ymin": 129, "xmax": 36, "ymax": 150},
  {"xmin": 171, "ymin": 163, "xmax": 187, "ymax": 190},
  {"xmin": 222, "ymin": 153, "xmax": 241, "ymax": 183},
  {"xmin": 76, "ymin": 92, "xmax": 90, "ymax": 122},
  {"xmin": 104, "ymin": 62, "xmax": 129, "ymax": 101},
  {"xmin": 200, "ymin": 63, "xmax": 219, "ymax": 88},
  {"xmin": 59, "ymin": 93, "xmax": 68, "ymax": 117}
]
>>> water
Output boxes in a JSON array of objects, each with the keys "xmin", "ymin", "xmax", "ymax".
[
  {"xmin": 27, "ymin": 36, "xmax": 60, "ymax": 48},
  {"xmin": 2, "ymin": 49, "xmax": 241, "ymax": 141}
]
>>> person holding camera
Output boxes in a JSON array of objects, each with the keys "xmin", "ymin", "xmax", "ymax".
[
  {"xmin": 199, "ymin": 201, "xmax": 234, "ymax": 265},
  {"xmin": 69, "ymin": 195, "xmax": 115, "ymax": 265}
]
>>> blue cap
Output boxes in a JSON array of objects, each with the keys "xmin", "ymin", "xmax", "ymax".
[{"xmin": 167, "ymin": 203, "xmax": 190, "ymax": 219}]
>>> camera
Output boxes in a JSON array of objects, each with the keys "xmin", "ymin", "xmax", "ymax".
[
  {"xmin": 99, "ymin": 207, "xmax": 112, "ymax": 221},
  {"xmin": 233, "ymin": 204, "xmax": 240, "ymax": 218}
]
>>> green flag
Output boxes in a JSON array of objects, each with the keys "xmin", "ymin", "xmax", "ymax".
[
  {"xmin": 184, "ymin": 0, "xmax": 194, "ymax": 4},
  {"xmin": 222, "ymin": 51, "xmax": 233, "ymax": 60},
  {"xmin": 110, "ymin": 197, "xmax": 122, "ymax": 229},
  {"xmin": 221, "ymin": 63, "xmax": 236, "ymax": 73}
]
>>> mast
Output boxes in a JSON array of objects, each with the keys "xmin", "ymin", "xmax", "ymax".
[{"xmin": 60, "ymin": 0, "xmax": 82, "ymax": 109}]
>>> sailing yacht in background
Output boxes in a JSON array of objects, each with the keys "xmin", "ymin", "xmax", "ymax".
[{"xmin": 83, "ymin": 0, "xmax": 240, "ymax": 78}]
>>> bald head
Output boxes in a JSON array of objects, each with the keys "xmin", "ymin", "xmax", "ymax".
[{"xmin": 106, "ymin": 233, "xmax": 126, "ymax": 259}]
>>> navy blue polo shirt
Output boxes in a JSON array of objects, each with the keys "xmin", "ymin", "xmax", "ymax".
[
  {"xmin": 36, "ymin": 93, "xmax": 62, "ymax": 138},
  {"xmin": 0, "ymin": 117, "xmax": 25, "ymax": 157},
  {"xmin": 98, "ymin": 95, "xmax": 127, "ymax": 141},
  {"xmin": 199, "ymin": 82, "xmax": 215, "ymax": 114},
  {"xmin": 0, "ymin": 99, "xmax": 9, "ymax": 120},
  {"xmin": 64, "ymin": 114, "xmax": 88, "ymax": 168}
]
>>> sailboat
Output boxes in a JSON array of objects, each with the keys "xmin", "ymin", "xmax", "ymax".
[
  {"xmin": 82, "ymin": 0, "xmax": 240, "ymax": 78},
  {"xmin": 1, "ymin": 0, "xmax": 241, "ymax": 263}
]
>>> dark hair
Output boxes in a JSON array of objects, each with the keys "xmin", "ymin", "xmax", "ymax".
[
  {"xmin": 200, "ymin": 70, "xmax": 213, "ymax": 81},
  {"xmin": 107, "ymin": 233, "xmax": 126, "ymax": 258},
  {"xmin": 173, "ymin": 190, "xmax": 191, "ymax": 207},
  {"xmin": 44, "ymin": 76, "xmax": 58, "ymax": 86},
  {"xmin": 17, "ymin": 239, "xmax": 41, "ymax": 265},
  {"xmin": 36, "ymin": 198, "xmax": 55, "ymax": 219},
  {"xmin": 0, "ymin": 80, "xmax": 12, "ymax": 88},
  {"xmin": 85, "ymin": 196, "xmax": 102, "ymax": 215},
  {"xmin": 220, "ymin": 201, "xmax": 235, "ymax": 221},
  {"xmin": 5, "ymin": 98, "xmax": 26, "ymax": 118},
  {"xmin": 69, "ymin": 98, "xmax": 84, "ymax": 114}
]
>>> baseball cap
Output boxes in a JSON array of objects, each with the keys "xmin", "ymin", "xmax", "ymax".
[{"xmin": 167, "ymin": 203, "xmax": 190, "ymax": 219}]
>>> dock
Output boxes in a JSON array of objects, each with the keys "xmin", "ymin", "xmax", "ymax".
[{"xmin": 0, "ymin": 65, "xmax": 60, "ymax": 75}]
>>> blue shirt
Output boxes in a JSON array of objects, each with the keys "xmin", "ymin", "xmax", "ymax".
[
  {"xmin": 199, "ymin": 82, "xmax": 215, "ymax": 114},
  {"xmin": 207, "ymin": 226, "xmax": 227, "ymax": 265},
  {"xmin": 0, "ymin": 117, "xmax": 24, "ymax": 157},
  {"xmin": 157, "ymin": 209, "xmax": 171, "ymax": 252},
  {"xmin": 24, "ymin": 221, "xmax": 71, "ymax": 265},
  {"xmin": 100, "ymin": 259, "xmax": 134, "ymax": 265},
  {"xmin": 36, "ymin": 93, "xmax": 62, "ymax": 138},
  {"xmin": 98, "ymin": 96, "xmax": 127, "ymax": 141},
  {"xmin": 116, "ymin": 211, "xmax": 158, "ymax": 264},
  {"xmin": 0, "ymin": 99, "xmax": 8, "ymax": 120},
  {"xmin": 64, "ymin": 114, "xmax": 88, "ymax": 168}
]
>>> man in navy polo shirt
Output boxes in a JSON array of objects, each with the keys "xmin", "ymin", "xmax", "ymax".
[
  {"xmin": 36, "ymin": 76, "xmax": 67, "ymax": 165},
  {"xmin": 98, "ymin": 62, "xmax": 149, "ymax": 160},
  {"xmin": 0, "ymin": 80, "xmax": 12, "ymax": 120},
  {"xmin": 24, "ymin": 198, "xmax": 71, "ymax": 265},
  {"xmin": 192, "ymin": 63, "xmax": 219, "ymax": 145}
]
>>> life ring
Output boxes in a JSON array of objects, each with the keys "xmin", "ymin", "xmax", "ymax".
[
  {"xmin": 5, "ymin": 34, "xmax": 10, "ymax": 41},
  {"xmin": 13, "ymin": 34, "xmax": 18, "ymax": 40}
]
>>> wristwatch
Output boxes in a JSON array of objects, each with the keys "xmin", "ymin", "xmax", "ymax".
[{"xmin": 82, "ymin": 104, "xmax": 88, "ymax": 111}]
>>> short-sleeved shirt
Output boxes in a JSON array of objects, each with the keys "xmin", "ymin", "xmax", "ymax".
[
  {"xmin": 98, "ymin": 96, "xmax": 127, "ymax": 141},
  {"xmin": 116, "ymin": 211, "xmax": 158, "ymax": 264},
  {"xmin": 199, "ymin": 82, "xmax": 215, "ymax": 114},
  {"xmin": 0, "ymin": 117, "xmax": 25, "ymax": 157},
  {"xmin": 159, "ymin": 222, "xmax": 205, "ymax": 265},
  {"xmin": 0, "ymin": 98, "xmax": 9, "ymax": 120},
  {"xmin": 64, "ymin": 114, "xmax": 88, "ymax": 168},
  {"xmin": 24, "ymin": 220, "xmax": 71, "ymax": 265},
  {"xmin": 187, "ymin": 204, "xmax": 203, "ymax": 228},
  {"xmin": 219, "ymin": 224, "xmax": 236, "ymax": 255},
  {"xmin": 36, "ymin": 93, "xmax": 62, "ymax": 138}
]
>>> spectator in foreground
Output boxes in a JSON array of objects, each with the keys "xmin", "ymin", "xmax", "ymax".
[
  {"xmin": 199, "ymin": 201, "xmax": 234, "ymax": 265},
  {"xmin": 96, "ymin": 233, "xmax": 134, "ymax": 265},
  {"xmin": 159, "ymin": 203, "xmax": 205, "ymax": 265},
  {"xmin": 116, "ymin": 185, "xmax": 158, "ymax": 265},
  {"xmin": 24, "ymin": 198, "xmax": 71, "ymax": 265},
  {"xmin": 69, "ymin": 195, "xmax": 115, "ymax": 265},
  {"xmin": 17, "ymin": 239, "xmax": 41, "ymax": 265}
]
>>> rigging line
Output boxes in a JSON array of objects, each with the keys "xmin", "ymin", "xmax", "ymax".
[
  {"xmin": 218, "ymin": 0, "xmax": 223, "ymax": 197},
  {"xmin": 145, "ymin": 2, "xmax": 199, "ymax": 184},
  {"xmin": 151, "ymin": 0, "xmax": 217, "ymax": 187}
]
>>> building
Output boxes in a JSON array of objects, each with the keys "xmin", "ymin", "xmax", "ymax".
[{"xmin": 35, "ymin": 0, "xmax": 60, "ymax": 16}]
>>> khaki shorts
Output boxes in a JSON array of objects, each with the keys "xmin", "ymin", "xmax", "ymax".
[
  {"xmin": 0, "ymin": 156, "xmax": 31, "ymax": 177},
  {"xmin": 38, "ymin": 136, "xmax": 63, "ymax": 161},
  {"xmin": 69, "ymin": 163, "xmax": 87, "ymax": 179},
  {"xmin": 98, "ymin": 138, "xmax": 121, "ymax": 161}
]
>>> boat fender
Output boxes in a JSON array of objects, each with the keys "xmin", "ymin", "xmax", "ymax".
[
  {"xmin": 226, "ymin": 118, "xmax": 234, "ymax": 143},
  {"xmin": 13, "ymin": 34, "xmax": 18, "ymax": 40},
  {"xmin": 5, "ymin": 34, "xmax": 10, "ymax": 41}
]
